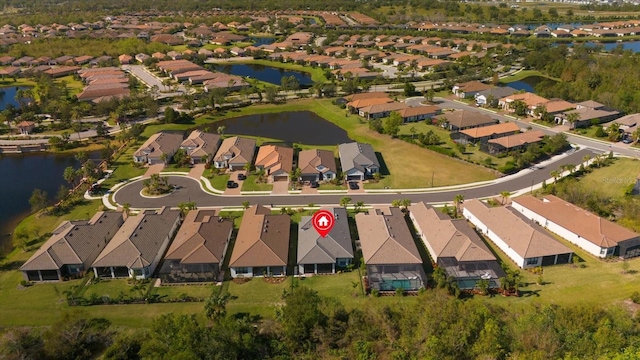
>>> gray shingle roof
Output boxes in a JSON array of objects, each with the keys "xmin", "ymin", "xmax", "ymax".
[
  {"xmin": 338, "ymin": 142, "xmax": 379, "ymax": 174},
  {"xmin": 297, "ymin": 208, "xmax": 354, "ymax": 265}
]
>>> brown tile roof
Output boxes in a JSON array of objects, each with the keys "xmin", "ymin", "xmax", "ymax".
[
  {"xmin": 513, "ymin": 195, "xmax": 640, "ymax": 248},
  {"xmin": 359, "ymin": 102, "xmax": 408, "ymax": 115},
  {"xmin": 164, "ymin": 210, "xmax": 233, "ymax": 265},
  {"xmin": 213, "ymin": 136, "xmax": 256, "ymax": 165},
  {"xmin": 297, "ymin": 149, "xmax": 337, "ymax": 176},
  {"xmin": 255, "ymin": 145, "xmax": 294, "ymax": 176},
  {"xmin": 543, "ymin": 99, "xmax": 575, "ymax": 113},
  {"xmin": 501, "ymin": 92, "xmax": 549, "ymax": 108},
  {"xmin": 463, "ymin": 199, "xmax": 572, "ymax": 258},
  {"xmin": 180, "ymin": 130, "xmax": 220, "ymax": 160},
  {"xmin": 397, "ymin": 105, "xmax": 440, "ymax": 118},
  {"xmin": 229, "ymin": 205, "xmax": 291, "ymax": 268},
  {"xmin": 343, "ymin": 92, "xmax": 389, "ymax": 102},
  {"xmin": 134, "ymin": 132, "xmax": 184, "ymax": 160},
  {"xmin": 409, "ymin": 202, "xmax": 495, "ymax": 262},
  {"xmin": 460, "ymin": 122, "xmax": 520, "ymax": 139},
  {"xmin": 439, "ymin": 110, "xmax": 496, "ymax": 129},
  {"xmin": 346, "ymin": 97, "xmax": 393, "ymax": 109},
  {"xmin": 355, "ymin": 208, "xmax": 422, "ymax": 265},
  {"xmin": 488, "ymin": 130, "xmax": 545, "ymax": 149},
  {"xmin": 454, "ymin": 81, "xmax": 494, "ymax": 93}
]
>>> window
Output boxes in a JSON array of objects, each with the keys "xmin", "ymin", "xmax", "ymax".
[
  {"xmin": 235, "ymin": 267, "xmax": 249, "ymax": 274},
  {"xmin": 526, "ymin": 258, "xmax": 539, "ymax": 266},
  {"xmin": 600, "ymin": 249, "xmax": 606, "ymax": 256},
  {"xmin": 132, "ymin": 269, "xmax": 143, "ymax": 276}
]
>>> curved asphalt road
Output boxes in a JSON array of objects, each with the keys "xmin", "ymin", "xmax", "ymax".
[{"xmin": 114, "ymin": 148, "xmax": 597, "ymax": 209}]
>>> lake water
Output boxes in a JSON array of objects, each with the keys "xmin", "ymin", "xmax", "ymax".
[
  {"xmin": 503, "ymin": 76, "xmax": 550, "ymax": 93},
  {"xmin": 0, "ymin": 152, "xmax": 94, "ymax": 253},
  {"xmin": 214, "ymin": 63, "xmax": 314, "ymax": 86},
  {"xmin": 0, "ymin": 86, "xmax": 30, "ymax": 110},
  {"xmin": 208, "ymin": 111, "xmax": 352, "ymax": 145},
  {"xmin": 251, "ymin": 37, "xmax": 275, "ymax": 46},
  {"xmin": 556, "ymin": 40, "xmax": 640, "ymax": 53}
]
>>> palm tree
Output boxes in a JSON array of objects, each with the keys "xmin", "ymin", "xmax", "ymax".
[
  {"xmin": 453, "ymin": 194, "xmax": 465, "ymax": 217},
  {"xmin": 217, "ymin": 125, "xmax": 226, "ymax": 137},
  {"xmin": 500, "ymin": 191, "xmax": 511, "ymax": 205},
  {"xmin": 550, "ymin": 170, "xmax": 560, "ymax": 184},
  {"xmin": 242, "ymin": 201, "xmax": 250, "ymax": 210},
  {"xmin": 340, "ymin": 197, "xmax": 351, "ymax": 209},
  {"xmin": 566, "ymin": 112, "xmax": 580, "ymax": 129},
  {"xmin": 63, "ymin": 166, "xmax": 76, "ymax": 187},
  {"xmin": 71, "ymin": 107, "xmax": 83, "ymax": 141},
  {"xmin": 122, "ymin": 203, "xmax": 131, "ymax": 217},
  {"xmin": 354, "ymin": 201, "xmax": 364, "ymax": 213}
]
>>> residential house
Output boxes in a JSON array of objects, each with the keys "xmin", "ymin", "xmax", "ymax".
[
  {"xmin": 397, "ymin": 105, "xmax": 440, "ymax": 122},
  {"xmin": 611, "ymin": 113, "xmax": 639, "ymax": 136},
  {"xmin": 118, "ymin": 54, "xmax": 133, "ymax": 64},
  {"xmin": 180, "ymin": 130, "xmax": 221, "ymax": 164},
  {"xmin": 355, "ymin": 207, "xmax": 425, "ymax": 292},
  {"xmin": 475, "ymin": 86, "xmax": 517, "ymax": 107},
  {"xmin": 17, "ymin": 121, "xmax": 36, "ymax": 135},
  {"xmin": 512, "ymin": 195, "xmax": 640, "ymax": 259},
  {"xmin": 159, "ymin": 210, "xmax": 233, "ymax": 282},
  {"xmin": 556, "ymin": 100, "xmax": 621, "ymax": 128},
  {"xmin": 542, "ymin": 99, "xmax": 575, "ymax": 118},
  {"xmin": 297, "ymin": 149, "xmax": 337, "ymax": 182},
  {"xmin": 485, "ymin": 130, "xmax": 546, "ymax": 154},
  {"xmin": 92, "ymin": 208, "xmax": 181, "ymax": 279},
  {"xmin": 229, "ymin": 205, "xmax": 291, "ymax": 277},
  {"xmin": 298, "ymin": 207, "xmax": 354, "ymax": 274},
  {"xmin": 438, "ymin": 110, "xmax": 497, "ymax": 131},
  {"xmin": 213, "ymin": 136, "xmax": 256, "ymax": 170},
  {"xmin": 408, "ymin": 202, "xmax": 504, "ymax": 290},
  {"xmin": 499, "ymin": 92, "xmax": 549, "ymax": 116},
  {"xmin": 254, "ymin": 145, "xmax": 294, "ymax": 182},
  {"xmin": 133, "ymin": 132, "xmax": 183, "ymax": 165},
  {"xmin": 0, "ymin": 66, "xmax": 21, "ymax": 77},
  {"xmin": 20, "ymin": 212, "xmax": 123, "ymax": 281},
  {"xmin": 346, "ymin": 97, "xmax": 393, "ymax": 114},
  {"xmin": 453, "ymin": 122, "xmax": 520, "ymax": 144},
  {"xmin": 463, "ymin": 199, "xmax": 573, "ymax": 269},
  {"xmin": 358, "ymin": 102, "xmax": 408, "ymax": 120},
  {"xmin": 338, "ymin": 142, "xmax": 380, "ymax": 181},
  {"xmin": 452, "ymin": 81, "xmax": 494, "ymax": 98}
]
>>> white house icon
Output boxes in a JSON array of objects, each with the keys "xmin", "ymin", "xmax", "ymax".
[{"xmin": 317, "ymin": 216, "xmax": 329, "ymax": 227}]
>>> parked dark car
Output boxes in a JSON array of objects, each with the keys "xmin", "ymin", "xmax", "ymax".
[
  {"xmin": 348, "ymin": 181, "xmax": 359, "ymax": 190},
  {"xmin": 226, "ymin": 181, "xmax": 239, "ymax": 189},
  {"xmin": 237, "ymin": 173, "xmax": 247, "ymax": 180},
  {"xmin": 310, "ymin": 181, "xmax": 319, "ymax": 188}
]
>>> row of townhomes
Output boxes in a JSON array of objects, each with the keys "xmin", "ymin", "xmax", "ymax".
[{"xmin": 133, "ymin": 130, "xmax": 381, "ymax": 182}]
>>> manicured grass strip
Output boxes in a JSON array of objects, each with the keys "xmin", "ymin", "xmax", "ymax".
[
  {"xmin": 241, "ymin": 174, "xmax": 273, "ymax": 191},
  {"xmin": 209, "ymin": 174, "xmax": 231, "ymax": 191}
]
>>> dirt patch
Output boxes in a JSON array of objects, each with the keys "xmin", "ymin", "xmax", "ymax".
[{"xmin": 232, "ymin": 277, "xmax": 252, "ymax": 284}]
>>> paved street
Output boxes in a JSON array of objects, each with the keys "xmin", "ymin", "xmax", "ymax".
[{"xmin": 113, "ymin": 148, "xmax": 596, "ymax": 209}]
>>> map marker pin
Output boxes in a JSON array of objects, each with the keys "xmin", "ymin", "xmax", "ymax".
[{"xmin": 312, "ymin": 209, "xmax": 335, "ymax": 238}]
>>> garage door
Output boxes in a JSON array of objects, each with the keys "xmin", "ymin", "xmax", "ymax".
[
  {"xmin": 273, "ymin": 175, "xmax": 288, "ymax": 182},
  {"xmin": 347, "ymin": 175, "xmax": 362, "ymax": 181}
]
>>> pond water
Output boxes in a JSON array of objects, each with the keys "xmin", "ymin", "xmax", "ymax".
[
  {"xmin": 0, "ymin": 86, "xmax": 30, "ymax": 110},
  {"xmin": 0, "ymin": 152, "xmax": 98, "ymax": 253},
  {"xmin": 555, "ymin": 40, "xmax": 640, "ymax": 53},
  {"xmin": 214, "ymin": 63, "xmax": 314, "ymax": 86},
  {"xmin": 503, "ymin": 76, "xmax": 552, "ymax": 93},
  {"xmin": 207, "ymin": 111, "xmax": 352, "ymax": 145},
  {"xmin": 251, "ymin": 37, "xmax": 275, "ymax": 46}
]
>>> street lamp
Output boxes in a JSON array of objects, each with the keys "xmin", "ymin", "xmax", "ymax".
[{"xmin": 530, "ymin": 179, "xmax": 534, "ymax": 194}]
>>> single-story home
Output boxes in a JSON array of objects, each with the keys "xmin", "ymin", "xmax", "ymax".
[
  {"xmin": 338, "ymin": 142, "xmax": 380, "ymax": 181},
  {"xmin": 397, "ymin": 105, "xmax": 440, "ymax": 122},
  {"xmin": 133, "ymin": 132, "xmax": 184, "ymax": 165},
  {"xmin": 463, "ymin": 199, "xmax": 573, "ymax": 269},
  {"xmin": 213, "ymin": 136, "xmax": 256, "ymax": 170},
  {"xmin": 254, "ymin": 145, "xmax": 294, "ymax": 182},
  {"xmin": 298, "ymin": 207, "xmax": 354, "ymax": 274},
  {"xmin": 438, "ymin": 110, "xmax": 498, "ymax": 131},
  {"xmin": 512, "ymin": 195, "xmax": 640, "ymax": 259},
  {"xmin": 297, "ymin": 149, "xmax": 338, "ymax": 182},
  {"xmin": 356, "ymin": 207, "xmax": 426, "ymax": 292},
  {"xmin": 92, "ymin": 207, "xmax": 181, "ymax": 279},
  {"xmin": 555, "ymin": 100, "xmax": 621, "ymax": 129},
  {"xmin": 159, "ymin": 210, "xmax": 233, "ymax": 282},
  {"xmin": 229, "ymin": 205, "xmax": 291, "ymax": 277},
  {"xmin": 180, "ymin": 130, "xmax": 221, "ymax": 164},
  {"xmin": 408, "ymin": 202, "xmax": 504, "ymax": 290},
  {"xmin": 17, "ymin": 121, "xmax": 36, "ymax": 135},
  {"xmin": 358, "ymin": 102, "xmax": 408, "ymax": 120},
  {"xmin": 485, "ymin": 130, "xmax": 546, "ymax": 154},
  {"xmin": 475, "ymin": 86, "xmax": 517, "ymax": 107},
  {"xmin": 452, "ymin": 81, "xmax": 493, "ymax": 99},
  {"xmin": 453, "ymin": 122, "xmax": 520, "ymax": 144},
  {"xmin": 20, "ymin": 212, "xmax": 124, "ymax": 281}
]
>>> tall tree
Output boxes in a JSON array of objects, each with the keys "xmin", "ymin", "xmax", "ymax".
[{"xmin": 29, "ymin": 189, "xmax": 48, "ymax": 212}]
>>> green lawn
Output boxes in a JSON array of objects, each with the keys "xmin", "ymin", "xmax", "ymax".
[
  {"xmin": 209, "ymin": 173, "xmax": 231, "ymax": 191},
  {"xmin": 225, "ymin": 277, "xmax": 291, "ymax": 318},
  {"xmin": 318, "ymin": 183, "xmax": 347, "ymax": 190},
  {"xmin": 571, "ymin": 125, "xmax": 613, "ymax": 142},
  {"xmin": 100, "ymin": 143, "xmax": 146, "ymax": 188},
  {"xmin": 241, "ymin": 174, "xmax": 273, "ymax": 191},
  {"xmin": 83, "ymin": 278, "xmax": 146, "ymax": 299},
  {"xmin": 56, "ymin": 75, "xmax": 84, "ymax": 96},
  {"xmin": 499, "ymin": 70, "xmax": 561, "ymax": 84},
  {"xmin": 576, "ymin": 157, "xmax": 640, "ymax": 199},
  {"xmin": 153, "ymin": 284, "xmax": 216, "ymax": 300},
  {"xmin": 0, "ymin": 78, "xmax": 36, "ymax": 88}
]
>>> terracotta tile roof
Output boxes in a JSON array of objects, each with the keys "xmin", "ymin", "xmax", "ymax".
[
  {"xmin": 543, "ymin": 99, "xmax": 575, "ymax": 113},
  {"xmin": 164, "ymin": 210, "xmax": 233, "ymax": 265},
  {"xmin": 463, "ymin": 199, "xmax": 572, "ymax": 258},
  {"xmin": 297, "ymin": 149, "xmax": 337, "ymax": 176},
  {"xmin": 346, "ymin": 97, "xmax": 393, "ymax": 109},
  {"xmin": 501, "ymin": 92, "xmax": 549, "ymax": 108},
  {"xmin": 460, "ymin": 121, "xmax": 520, "ymax": 139},
  {"xmin": 397, "ymin": 105, "xmax": 440, "ymax": 118},
  {"xmin": 488, "ymin": 130, "xmax": 545, "ymax": 149},
  {"xmin": 229, "ymin": 205, "xmax": 291, "ymax": 268},
  {"xmin": 255, "ymin": 145, "xmax": 294, "ymax": 176},
  {"xmin": 343, "ymin": 92, "xmax": 389, "ymax": 102},
  {"xmin": 513, "ymin": 195, "xmax": 640, "ymax": 248},
  {"xmin": 355, "ymin": 208, "xmax": 423, "ymax": 265},
  {"xmin": 359, "ymin": 102, "xmax": 408, "ymax": 115}
]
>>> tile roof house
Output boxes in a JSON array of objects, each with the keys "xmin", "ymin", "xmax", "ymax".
[
  {"xmin": 397, "ymin": 105, "xmax": 440, "ymax": 122},
  {"xmin": 486, "ymin": 130, "xmax": 546, "ymax": 154},
  {"xmin": 254, "ymin": 145, "xmax": 294, "ymax": 182},
  {"xmin": 512, "ymin": 195, "xmax": 640, "ymax": 259},
  {"xmin": 357, "ymin": 101, "xmax": 408, "ymax": 120},
  {"xmin": 180, "ymin": 130, "xmax": 221, "ymax": 164},
  {"xmin": 159, "ymin": 210, "xmax": 233, "ymax": 282},
  {"xmin": 452, "ymin": 81, "xmax": 494, "ymax": 98},
  {"xmin": 463, "ymin": 199, "xmax": 573, "ymax": 269},
  {"xmin": 21, "ymin": 212, "xmax": 124, "ymax": 281},
  {"xmin": 298, "ymin": 207, "xmax": 354, "ymax": 274},
  {"xmin": 17, "ymin": 120, "xmax": 36, "ymax": 135},
  {"xmin": 499, "ymin": 92, "xmax": 549, "ymax": 116},
  {"xmin": 611, "ymin": 113, "xmax": 640, "ymax": 135},
  {"xmin": 133, "ymin": 131, "xmax": 184, "ymax": 165},
  {"xmin": 229, "ymin": 205, "xmax": 291, "ymax": 277},
  {"xmin": 92, "ymin": 207, "xmax": 181, "ymax": 279},
  {"xmin": 408, "ymin": 202, "xmax": 504, "ymax": 289},
  {"xmin": 556, "ymin": 101, "xmax": 621, "ymax": 129},
  {"xmin": 213, "ymin": 136, "xmax": 257, "ymax": 170},
  {"xmin": 454, "ymin": 122, "xmax": 520, "ymax": 144},
  {"xmin": 438, "ymin": 110, "xmax": 498, "ymax": 131},
  {"xmin": 339, "ymin": 142, "xmax": 380, "ymax": 181},
  {"xmin": 475, "ymin": 86, "xmax": 518, "ymax": 107},
  {"xmin": 355, "ymin": 207, "xmax": 426, "ymax": 292},
  {"xmin": 297, "ymin": 149, "xmax": 338, "ymax": 182}
]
